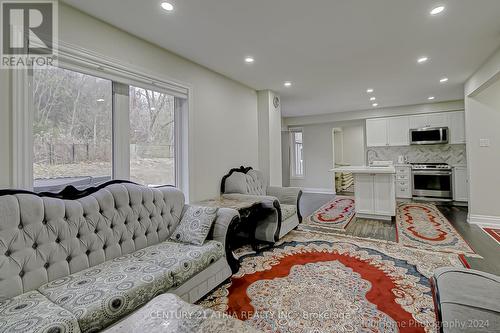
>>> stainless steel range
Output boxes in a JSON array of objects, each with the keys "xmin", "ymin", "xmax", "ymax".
[{"xmin": 411, "ymin": 163, "xmax": 453, "ymax": 200}]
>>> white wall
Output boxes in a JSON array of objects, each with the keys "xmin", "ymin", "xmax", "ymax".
[
  {"xmin": 0, "ymin": 70, "xmax": 10, "ymax": 188},
  {"xmin": 0, "ymin": 4, "xmax": 259, "ymax": 201},
  {"xmin": 289, "ymin": 121, "xmax": 364, "ymax": 190}
]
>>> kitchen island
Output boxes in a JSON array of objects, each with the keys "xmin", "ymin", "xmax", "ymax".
[{"xmin": 330, "ymin": 166, "xmax": 396, "ymax": 221}]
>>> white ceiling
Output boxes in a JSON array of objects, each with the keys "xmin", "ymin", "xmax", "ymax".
[{"xmin": 62, "ymin": 0, "xmax": 500, "ymax": 117}]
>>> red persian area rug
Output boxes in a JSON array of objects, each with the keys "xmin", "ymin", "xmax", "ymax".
[
  {"xmin": 299, "ymin": 196, "xmax": 355, "ymax": 232},
  {"xmin": 396, "ymin": 203, "xmax": 477, "ymax": 256},
  {"xmin": 198, "ymin": 231, "xmax": 466, "ymax": 333},
  {"xmin": 482, "ymin": 227, "xmax": 500, "ymax": 245}
]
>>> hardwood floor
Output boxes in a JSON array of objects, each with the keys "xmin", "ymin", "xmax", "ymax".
[{"xmin": 301, "ymin": 192, "xmax": 500, "ymax": 275}]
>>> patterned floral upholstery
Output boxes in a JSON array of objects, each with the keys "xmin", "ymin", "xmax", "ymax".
[
  {"xmin": 38, "ymin": 249, "xmax": 175, "ymax": 333},
  {"xmin": 137, "ymin": 240, "xmax": 225, "ymax": 286},
  {"xmin": 0, "ymin": 290, "xmax": 80, "ymax": 333},
  {"xmin": 280, "ymin": 204, "xmax": 297, "ymax": 221},
  {"xmin": 170, "ymin": 206, "xmax": 218, "ymax": 245}
]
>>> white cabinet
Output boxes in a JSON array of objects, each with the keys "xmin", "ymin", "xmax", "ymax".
[
  {"xmin": 449, "ymin": 111, "xmax": 466, "ymax": 144},
  {"xmin": 354, "ymin": 173, "xmax": 396, "ymax": 220},
  {"xmin": 409, "ymin": 113, "xmax": 449, "ymax": 129},
  {"xmin": 453, "ymin": 166, "xmax": 468, "ymax": 202},
  {"xmin": 367, "ymin": 116, "xmax": 410, "ymax": 147},
  {"xmin": 395, "ymin": 165, "xmax": 412, "ymax": 199},
  {"xmin": 387, "ymin": 117, "xmax": 410, "ymax": 146},
  {"xmin": 366, "ymin": 118, "xmax": 389, "ymax": 147}
]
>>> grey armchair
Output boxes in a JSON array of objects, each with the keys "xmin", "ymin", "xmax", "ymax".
[{"xmin": 221, "ymin": 166, "xmax": 302, "ymax": 243}]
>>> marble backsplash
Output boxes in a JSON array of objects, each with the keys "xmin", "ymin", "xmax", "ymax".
[{"xmin": 367, "ymin": 144, "xmax": 467, "ymax": 166}]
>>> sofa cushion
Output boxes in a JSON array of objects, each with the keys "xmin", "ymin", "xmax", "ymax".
[
  {"xmin": 0, "ymin": 290, "xmax": 80, "ymax": 333},
  {"xmin": 137, "ymin": 240, "xmax": 225, "ymax": 286},
  {"xmin": 280, "ymin": 204, "xmax": 297, "ymax": 221},
  {"xmin": 170, "ymin": 206, "xmax": 218, "ymax": 245},
  {"xmin": 38, "ymin": 252, "xmax": 175, "ymax": 333}
]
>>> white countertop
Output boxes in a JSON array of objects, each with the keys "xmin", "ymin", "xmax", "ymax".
[{"xmin": 330, "ymin": 165, "xmax": 396, "ymax": 174}]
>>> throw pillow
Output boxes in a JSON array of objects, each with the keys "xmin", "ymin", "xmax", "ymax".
[{"xmin": 170, "ymin": 206, "xmax": 218, "ymax": 245}]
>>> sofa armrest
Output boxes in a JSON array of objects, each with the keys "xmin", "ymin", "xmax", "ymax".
[
  {"xmin": 266, "ymin": 186, "xmax": 302, "ymax": 205},
  {"xmin": 208, "ymin": 207, "xmax": 239, "ymax": 249},
  {"xmin": 221, "ymin": 193, "xmax": 278, "ymax": 210}
]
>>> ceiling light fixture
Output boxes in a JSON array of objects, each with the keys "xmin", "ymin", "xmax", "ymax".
[
  {"xmin": 244, "ymin": 57, "xmax": 254, "ymax": 64},
  {"xmin": 428, "ymin": 96, "xmax": 435, "ymax": 100},
  {"xmin": 440, "ymin": 77, "xmax": 448, "ymax": 83},
  {"xmin": 430, "ymin": 6, "xmax": 445, "ymax": 15},
  {"xmin": 370, "ymin": 97, "xmax": 376, "ymax": 101},
  {"xmin": 417, "ymin": 56, "xmax": 429, "ymax": 63},
  {"xmin": 366, "ymin": 88, "xmax": 374, "ymax": 93},
  {"xmin": 161, "ymin": 2, "xmax": 174, "ymax": 11},
  {"xmin": 97, "ymin": 98, "xmax": 105, "ymax": 102},
  {"xmin": 284, "ymin": 81, "xmax": 292, "ymax": 87},
  {"xmin": 372, "ymin": 103, "xmax": 378, "ymax": 107}
]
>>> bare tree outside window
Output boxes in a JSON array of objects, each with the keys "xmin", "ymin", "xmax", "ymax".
[
  {"xmin": 129, "ymin": 86, "xmax": 175, "ymax": 186},
  {"xmin": 32, "ymin": 67, "xmax": 112, "ymax": 191}
]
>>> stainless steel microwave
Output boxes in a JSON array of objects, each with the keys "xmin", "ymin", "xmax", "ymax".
[{"xmin": 410, "ymin": 127, "xmax": 449, "ymax": 145}]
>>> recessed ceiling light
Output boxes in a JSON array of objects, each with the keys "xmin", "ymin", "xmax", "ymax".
[
  {"xmin": 370, "ymin": 97, "xmax": 376, "ymax": 101},
  {"xmin": 372, "ymin": 103, "xmax": 378, "ymax": 107},
  {"xmin": 430, "ymin": 6, "xmax": 445, "ymax": 15},
  {"xmin": 244, "ymin": 57, "xmax": 254, "ymax": 64},
  {"xmin": 161, "ymin": 2, "xmax": 174, "ymax": 11},
  {"xmin": 440, "ymin": 77, "xmax": 448, "ymax": 83},
  {"xmin": 97, "ymin": 98, "xmax": 105, "ymax": 102},
  {"xmin": 150, "ymin": 107, "xmax": 156, "ymax": 111},
  {"xmin": 284, "ymin": 81, "xmax": 292, "ymax": 87},
  {"xmin": 417, "ymin": 57, "xmax": 429, "ymax": 63},
  {"xmin": 428, "ymin": 96, "xmax": 435, "ymax": 100},
  {"xmin": 366, "ymin": 89, "xmax": 374, "ymax": 93}
]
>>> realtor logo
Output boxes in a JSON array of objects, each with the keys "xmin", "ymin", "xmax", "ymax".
[{"xmin": 1, "ymin": 0, "xmax": 58, "ymax": 68}]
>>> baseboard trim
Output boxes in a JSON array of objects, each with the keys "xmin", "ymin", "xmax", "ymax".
[
  {"xmin": 301, "ymin": 187, "xmax": 336, "ymax": 194},
  {"xmin": 468, "ymin": 214, "xmax": 500, "ymax": 227}
]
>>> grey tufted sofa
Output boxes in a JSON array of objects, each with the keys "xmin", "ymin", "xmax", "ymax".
[
  {"xmin": 0, "ymin": 181, "xmax": 237, "ymax": 333},
  {"xmin": 221, "ymin": 167, "xmax": 302, "ymax": 243}
]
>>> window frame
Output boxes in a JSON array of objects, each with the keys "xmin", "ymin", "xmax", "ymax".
[
  {"xmin": 12, "ymin": 42, "xmax": 191, "ymax": 198},
  {"xmin": 290, "ymin": 128, "xmax": 304, "ymax": 179}
]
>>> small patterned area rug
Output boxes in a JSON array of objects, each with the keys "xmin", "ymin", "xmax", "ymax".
[
  {"xmin": 396, "ymin": 202, "xmax": 476, "ymax": 256},
  {"xmin": 299, "ymin": 196, "xmax": 355, "ymax": 233},
  {"xmin": 482, "ymin": 227, "xmax": 500, "ymax": 245},
  {"xmin": 199, "ymin": 230, "xmax": 466, "ymax": 333}
]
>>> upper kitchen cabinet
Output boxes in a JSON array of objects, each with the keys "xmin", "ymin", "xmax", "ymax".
[
  {"xmin": 449, "ymin": 111, "xmax": 466, "ymax": 144},
  {"xmin": 366, "ymin": 118, "xmax": 389, "ymax": 147},
  {"xmin": 409, "ymin": 113, "xmax": 449, "ymax": 129},
  {"xmin": 387, "ymin": 116, "xmax": 410, "ymax": 146},
  {"xmin": 366, "ymin": 117, "xmax": 410, "ymax": 147}
]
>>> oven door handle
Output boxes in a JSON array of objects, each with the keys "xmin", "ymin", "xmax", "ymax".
[{"xmin": 412, "ymin": 170, "xmax": 452, "ymax": 175}]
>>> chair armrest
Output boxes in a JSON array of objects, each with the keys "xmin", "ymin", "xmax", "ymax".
[
  {"xmin": 266, "ymin": 186, "xmax": 302, "ymax": 205},
  {"xmin": 221, "ymin": 193, "xmax": 278, "ymax": 210}
]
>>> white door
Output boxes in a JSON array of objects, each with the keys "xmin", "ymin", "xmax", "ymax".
[
  {"xmin": 449, "ymin": 111, "xmax": 466, "ymax": 144},
  {"xmin": 387, "ymin": 116, "xmax": 410, "ymax": 146},
  {"xmin": 354, "ymin": 174, "xmax": 374, "ymax": 213},
  {"xmin": 366, "ymin": 118, "xmax": 388, "ymax": 147},
  {"xmin": 373, "ymin": 174, "xmax": 396, "ymax": 215},
  {"xmin": 453, "ymin": 166, "xmax": 468, "ymax": 202}
]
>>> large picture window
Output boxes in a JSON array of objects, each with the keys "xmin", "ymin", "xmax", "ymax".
[
  {"xmin": 32, "ymin": 67, "xmax": 113, "ymax": 192},
  {"xmin": 129, "ymin": 86, "xmax": 175, "ymax": 186}
]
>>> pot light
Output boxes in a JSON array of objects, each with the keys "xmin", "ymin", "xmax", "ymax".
[
  {"xmin": 150, "ymin": 107, "xmax": 156, "ymax": 111},
  {"xmin": 430, "ymin": 6, "xmax": 445, "ymax": 15},
  {"xmin": 372, "ymin": 103, "xmax": 378, "ymax": 107},
  {"xmin": 370, "ymin": 97, "xmax": 376, "ymax": 101},
  {"xmin": 244, "ymin": 57, "xmax": 254, "ymax": 64},
  {"xmin": 97, "ymin": 98, "xmax": 105, "ymax": 102},
  {"xmin": 366, "ymin": 88, "xmax": 374, "ymax": 93},
  {"xmin": 417, "ymin": 57, "xmax": 429, "ymax": 63},
  {"xmin": 440, "ymin": 77, "xmax": 448, "ymax": 83},
  {"xmin": 161, "ymin": 2, "xmax": 174, "ymax": 11},
  {"xmin": 284, "ymin": 81, "xmax": 292, "ymax": 87},
  {"xmin": 428, "ymin": 96, "xmax": 435, "ymax": 100}
]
